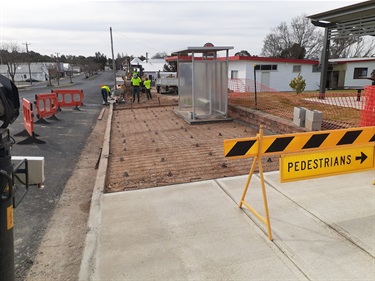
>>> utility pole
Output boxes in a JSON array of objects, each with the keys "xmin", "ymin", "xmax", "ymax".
[
  {"xmin": 55, "ymin": 52, "xmax": 60, "ymax": 86},
  {"xmin": 110, "ymin": 27, "xmax": 116, "ymax": 94},
  {"xmin": 23, "ymin": 42, "xmax": 33, "ymax": 85}
]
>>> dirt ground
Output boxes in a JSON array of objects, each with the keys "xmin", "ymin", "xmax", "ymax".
[
  {"xmin": 106, "ymin": 92, "xmax": 279, "ymax": 193},
  {"xmin": 23, "ymin": 91, "xmax": 280, "ymax": 280},
  {"xmin": 24, "ymin": 106, "xmax": 108, "ymax": 281}
]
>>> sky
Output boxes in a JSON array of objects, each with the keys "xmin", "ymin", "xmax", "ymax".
[{"xmin": 0, "ymin": 0, "xmax": 366, "ymax": 59}]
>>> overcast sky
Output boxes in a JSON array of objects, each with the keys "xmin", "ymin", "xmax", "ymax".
[{"xmin": 0, "ymin": 0, "xmax": 365, "ymax": 59}]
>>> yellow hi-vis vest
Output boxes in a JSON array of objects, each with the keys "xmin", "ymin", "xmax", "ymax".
[{"xmin": 143, "ymin": 79, "xmax": 151, "ymax": 89}]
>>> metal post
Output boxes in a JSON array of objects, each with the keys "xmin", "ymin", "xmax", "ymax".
[
  {"xmin": 110, "ymin": 27, "xmax": 116, "ymax": 96},
  {"xmin": 0, "ymin": 128, "xmax": 15, "ymax": 281},
  {"xmin": 55, "ymin": 53, "xmax": 60, "ymax": 86},
  {"xmin": 319, "ymin": 27, "xmax": 330, "ymax": 99},
  {"xmin": 192, "ymin": 52, "xmax": 195, "ymax": 120},
  {"xmin": 254, "ymin": 64, "xmax": 257, "ymax": 108},
  {"xmin": 23, "ymin": 42, "xmax": 32, "ymax": 86}
]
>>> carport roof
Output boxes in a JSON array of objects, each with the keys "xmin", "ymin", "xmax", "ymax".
[
  {"xmin": 172, "ymin": 46, "xmax": 234, "ymax": 54},
  {"xmin": 307, "ymin": 0, "xmax": 375, "ymax": 39}
]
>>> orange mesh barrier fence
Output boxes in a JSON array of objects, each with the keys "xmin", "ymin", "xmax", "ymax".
[
  {"xmin": 22, "ymin": 98, "xmax": 34, "ymax": 137},
  {"xmin": 51, "ymin": 89, "xmax": 84, "ymax": 110},
  {"xmin": 34, "ymin": 93, "xmax": 58, "ymax": 120},
  {"xmin": 359, "ymin": 86, "xmax": 375, "ymax": 126},
  {"xmin": 16, "ymin": 99, "xmax": 45, "ymax": 144},
  {"xmin": 228, "ymin": 78, "xmax": 368, "ymax": 130}
]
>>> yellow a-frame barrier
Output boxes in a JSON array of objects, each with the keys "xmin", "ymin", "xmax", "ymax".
[
  {"xmin": 224, "ymin": 125, "xmax": 375, "ymax": 241},
  {"xmin": 238, "ymin": 125, "xmax": 273, "ymax": 240}
]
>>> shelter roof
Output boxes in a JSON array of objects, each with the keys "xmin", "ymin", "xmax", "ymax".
[
  {"xmin": 307, "ymin": 1, "xmax": 375, "ymax": 24},
  {"xmin": 172, "ymin": 46, "xmax": 234, "ymax": 54},
  {"xmin": 307, "ymin": 1, "xmax": 375, "ymax": 39}
]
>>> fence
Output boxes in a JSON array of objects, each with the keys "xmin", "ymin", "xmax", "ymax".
[
  {"xmin": 16, "ymin": 98, "xmax": 45, "ymax": 144},
  {"xmin": 359, "ymin": 86, "xmax": 375, "ymax": 126},
  {"xmin": 34, "ymin": 93, "xmax": 59, "ymax": 121},
  {"xmin": 228, "ymin": 78, "xmax": 374, "ymax": 130},
  {"xmin": 51, "ymin": 89, "xmax": 84, "ymax": 110}
]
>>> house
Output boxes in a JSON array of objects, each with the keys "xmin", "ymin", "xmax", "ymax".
[
  {"xmin": 129, "ymin": 58, "xmax": 166, "ymax": 81},
  {"xmin": 227, "ymin": 56, "xmax": 321, "ymax": 92},
  {"xmin": 327, "ymin": 57, "xmax": 375, "ymax": 89},
  {"xmin": 0, "ymin": 63, "xmax": 50, "ymax": 82},
  {"xmin": 0, "ymin": 62, "xmax": 74, "ymax": 82},
  {"xmin": 165, "ymin": 53, "xmax": 375, "ymax": 92}
]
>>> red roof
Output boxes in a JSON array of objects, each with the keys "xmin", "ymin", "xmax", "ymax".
[
  {"xmin": 227, "ymin": 56, "xmax": 319, "ymax": 64},
  {"xmin": 165, "ymin": 55, "xmax": 319, "ymax": 64}
]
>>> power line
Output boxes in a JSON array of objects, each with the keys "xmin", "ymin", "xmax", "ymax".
[{"xmin": 113, "ymin": 31, "xmax": 159, "ymax": 53}]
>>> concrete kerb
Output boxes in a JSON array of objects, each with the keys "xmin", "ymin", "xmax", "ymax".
[{"xmin": 78, "ymin": 103, "xmax": 113, "ymax": 281}]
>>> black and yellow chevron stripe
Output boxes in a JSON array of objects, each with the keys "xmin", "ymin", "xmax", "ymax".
[{"xmin": 224, "ymin": 126, "xmax": 375, "ymax": 159}]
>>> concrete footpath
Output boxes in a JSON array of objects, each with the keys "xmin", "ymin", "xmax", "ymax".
[{"xmin": 79, "ymin": 104, "xmax": 375, "ymax": 281}]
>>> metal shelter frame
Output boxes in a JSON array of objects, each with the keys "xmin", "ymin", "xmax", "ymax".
[{"xmin": 307, "ymin": 0, "xmax": 375, "ymax": 95}]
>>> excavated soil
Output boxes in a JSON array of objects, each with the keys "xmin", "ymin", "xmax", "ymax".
[{"xmin": 106, "ymin": 93, "xmax": 279, "ymax": 193}]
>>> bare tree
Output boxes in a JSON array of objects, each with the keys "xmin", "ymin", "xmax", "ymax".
[
  {"xmin": 261, "ymin": 15, "xmax": 323, "ymax": 59},
  {"xmin": 331, "ymin": 36, "xmax": 375, "ymax": 58},
  {"xmin": 0, "ymin": 42, "xmax": 24, "ymax": 82}
]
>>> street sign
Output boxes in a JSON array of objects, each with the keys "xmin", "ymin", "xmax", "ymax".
[{"xmin": 280, "ymin": 145, "xmax": 374, "ymax": 182}]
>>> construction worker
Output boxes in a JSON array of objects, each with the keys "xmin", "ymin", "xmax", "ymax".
[
  {"xmin": 144, "ymin": 77, "xmax": 152, "ymax": 100},
  {"xmin": 101, "ymin": 85, "xmax": 111, "ymax": 104},
  {"xmin": 131, "ymin": 73, "xmax": 142, "ymax": 103}
]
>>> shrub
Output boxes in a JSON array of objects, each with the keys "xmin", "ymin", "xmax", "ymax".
[{"xmin": 289, "ymin": 74, "xmax": 306, "ymax": 94}]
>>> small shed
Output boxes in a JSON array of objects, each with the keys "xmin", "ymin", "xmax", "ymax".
[{"xmin": 171, "ymin": 45, "xmax": 233, "ymax": 123}]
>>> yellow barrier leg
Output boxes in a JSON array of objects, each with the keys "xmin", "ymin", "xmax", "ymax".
[
  {"xmin": 258, "ymin": 126, "xmax": 273, "ymax": 240},
  {"xmin": 258, "ymin": 158, "xmax": 273, "ymax": 241},
  {"xmin": 239, "ymin": 157, "xmax": 258, "ymax": 208}
]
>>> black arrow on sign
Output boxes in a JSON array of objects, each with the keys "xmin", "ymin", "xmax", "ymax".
[{"xmin": 355, "ymin": 152, "xmax": 368, "ymax": 164}]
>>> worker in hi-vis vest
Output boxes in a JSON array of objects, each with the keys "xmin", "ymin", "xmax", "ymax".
[
  {"xmin": 101, "ymin": 85, "xmax": 111, "ymax": 104},
  {"xmin": 131, "ymin": 73, "xmax": 142, "ymax": 103},
  {"xmin": 143, "ymin": 77, "xmax": 152, "ymax": 100}
]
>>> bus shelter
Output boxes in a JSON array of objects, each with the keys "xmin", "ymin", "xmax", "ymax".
[{"xmin": 171, "ymin": 46, "xmax": 233, "ymax": 123}]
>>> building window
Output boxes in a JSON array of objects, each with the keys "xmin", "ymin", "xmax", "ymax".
[
  {"xmin": 312, "ymin": 64, "xmax": 321, "ymax": 72},
  {"xmin": 293, "ymin": 65, "xmax": 301, "ymax": 73},
  {"xmin": 353, "ymin": 68, "xmax": 368, "ymax": 79},
  {"xmin": 231, "ymin": 70, "xmax": 238, "ymax": 79},
  {"xmin": 254, "ymin": 65, "xmax": 277, "ymax": 71}
]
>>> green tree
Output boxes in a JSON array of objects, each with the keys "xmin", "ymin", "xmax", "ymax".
[
  {"xmin": 94, "ymin": 52, "xmax": 107, "ymax": 70},
  {"xmin": 152, "ymin": 52, "xmax": 168, "ymax": 59},
  {"xmin": 289, "ymin": 74, "xmax": 306, "ymax": 94},
  {"xmin": 235, "ymin": 50, "xmax": 251, "ymax": 56}
]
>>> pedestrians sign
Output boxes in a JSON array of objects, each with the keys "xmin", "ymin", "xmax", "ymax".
[{"xmin": 280, "ymin": 145, "xmax": 374, "ymax": 182}]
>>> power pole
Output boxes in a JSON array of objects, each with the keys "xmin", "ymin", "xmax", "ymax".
[
  {"xmin": 23, "ymin": 42, "xmax": 33, "ymax": 85},
  {"xmin": 55, "ymin": 52, "xmax": 60, "ymax": 86},
  {"xmin": 110, "ymin": 27, "xmax": 116, "ymax": 94}
]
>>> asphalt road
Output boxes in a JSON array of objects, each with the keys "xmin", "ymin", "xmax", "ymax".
[{"xmin": 9, "ymin": 71, "xmax": 115, "ymax": 280}]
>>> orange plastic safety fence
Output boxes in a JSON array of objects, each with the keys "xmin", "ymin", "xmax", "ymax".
[
  {"xmin": 34, "ymin": 93, "xmax": 58, "ymax": 119},
  {"xmin": 22, "ymin": 98, "xmax": 34, "ymax": 137},
  {"xmin": 51, "ymin": 89, "xmax": 84, "ymax": 108},
  {"xmin": 228, "ymin": 78, "xmax": 368, "ymax": 130},
  {"xmin": 359, "ymin": 86, "xmax": 375, "ymax": 126}
]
